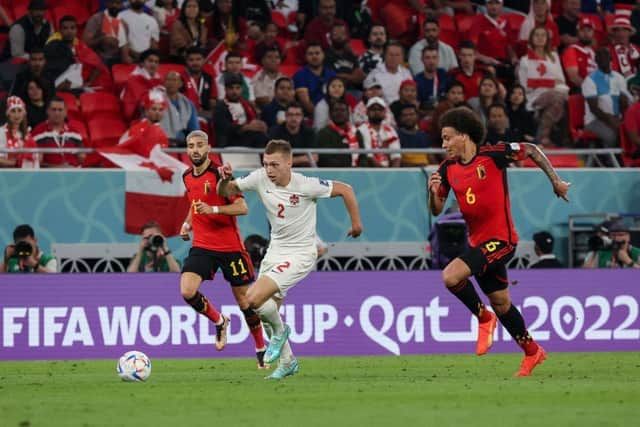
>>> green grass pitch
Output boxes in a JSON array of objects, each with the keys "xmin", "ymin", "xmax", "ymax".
[{"xmin": 1, "ymin": 353, "xmax": 639, "ymax": 427}]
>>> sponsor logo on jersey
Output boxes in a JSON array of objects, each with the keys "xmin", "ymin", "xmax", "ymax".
[{"xmin": 319, "ymin": 179, "xmax": 330, "ymax": 187}]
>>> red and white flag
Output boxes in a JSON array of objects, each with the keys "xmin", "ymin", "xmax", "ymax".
[
  {"xmin": 99, "ymin": 120, "xmax": 189, "ymax": 236},
  {"xmin": 204, "ymin": 41, "xmax": 260, "ymax": 79}
]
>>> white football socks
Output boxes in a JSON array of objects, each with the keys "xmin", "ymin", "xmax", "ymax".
[{"xmin": 256, "ymin": 298, "xmax": 294, "ymax": 364}]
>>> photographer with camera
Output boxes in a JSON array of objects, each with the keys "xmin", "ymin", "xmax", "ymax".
[
  {"xmin": 1, "ymin": 224, "xmax": 57, "ymax": 273},
  {"xmin": 583, "ymin": 220, "xmax": 640, "ymax": 269},
  {"xmin": 127, "ymin": 221, "xmax": 181, "ymax": 273}
]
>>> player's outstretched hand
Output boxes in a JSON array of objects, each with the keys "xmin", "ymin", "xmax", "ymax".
[
  {"xmin": 553, "ymin": 180, "xmax": 571, "ymax": 202},
  {"xmin": 180, "ymin": 222, "xmax": 191, "ymax": 241},
  {"xmin": 428, "ymin": 171, "xmax": 441, "ymax": 195},
  {"xmin": 218, "ymin": 162, "xmax": 233, "ymax": 179},
  {"xmin": 347, "ymin": 222, "xmax": 363, "ymax": 238}
]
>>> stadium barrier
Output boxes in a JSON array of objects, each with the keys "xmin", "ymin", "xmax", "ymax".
[{"xmin": 1, "ymin": 270, "xmax": 638, "ymax": 361}]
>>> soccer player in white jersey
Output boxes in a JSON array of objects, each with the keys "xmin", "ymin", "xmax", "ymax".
[{"xmin": 218, "ymin": 139, "xmax": 362, "ymax": 379}]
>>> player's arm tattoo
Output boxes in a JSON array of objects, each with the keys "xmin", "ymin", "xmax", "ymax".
[
  {"xmin": 217, "ymin": 177, "xmax": 239, "ymax": 197},
  {"xmin": 523, "ymin": 143, "xmax": 561, "ymax": 184}
]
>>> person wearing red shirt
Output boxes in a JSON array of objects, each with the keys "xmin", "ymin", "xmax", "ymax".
[
  {"xmin": 469, "ymin": 0, "xmax": 517, "ymax": 66},
  {"xmin": 31, "ymin": 96, "xmax": 84, "ymax": 167},
  {"xmin": 428, "ymin": 107, "xmax": 570, "ymax": 377},
  {"xmin": 608, "ymin": 16, "xmax": 640, "ymax": 79},
  {"xmin": 179, "ymin": 130, "xmax": 268, "ymax": 369},
  {"xmin": 182, "ymin": 47, "xmax": 217, "ymax": 120},
  {"xmin": 303, "ymin": 0, "xmax": 347, "ymax": 50},
  {"xmin": 448, "ymin": 41, "xmax": 490, "ymax": 100},
  {"xmin": 562, "ymin": 17, "xmax": 597, "ymax": 90},
  {"xmin": 120, "ymin": 49, "xmax": 163, "ymax": 122}
]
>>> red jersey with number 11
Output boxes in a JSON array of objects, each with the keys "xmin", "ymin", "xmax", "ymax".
[
  {"xmin": 437, "ymin": 143, "xmax": 527, "ymax": 247},
  {"xmin": 182, "ymin": 163, "xmax": 246, "ymax": 252}
]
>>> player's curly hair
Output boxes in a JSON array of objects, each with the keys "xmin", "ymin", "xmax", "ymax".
[{"xmin": 439, "ymin": 106, "xmax": 486, "ymax": 145}]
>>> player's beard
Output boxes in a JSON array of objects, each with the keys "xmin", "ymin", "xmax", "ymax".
[{"xmin": 190, "ymin": 155, "xmax": 206, "ymax": 166}]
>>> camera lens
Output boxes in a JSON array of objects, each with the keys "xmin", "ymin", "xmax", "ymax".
[
  {"xmin": 15, "ymin": 241, "xmax": 33, "ymax": 258},
  {"xmin": 150, "ymin": 235, "xmax": 164, "ymax": 248}
]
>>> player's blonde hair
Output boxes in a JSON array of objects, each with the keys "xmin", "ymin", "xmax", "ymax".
[
  {"xmin": 264, "ymin": 139, "xmax": 292, "ymax": 157},
  {"xmin": 186, "ymin": 130, "xmax": 208, "ymax": 144}
]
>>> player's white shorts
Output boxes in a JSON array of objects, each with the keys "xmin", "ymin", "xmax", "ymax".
[{"xmin": 259, "ymin": 249, "xmax": 317, "ymax": 298}]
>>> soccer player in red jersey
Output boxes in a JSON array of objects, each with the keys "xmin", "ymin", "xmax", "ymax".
[
  {"xmin": 179, "ymin": 130, "xmax": 268, "ymax": 368},
  {"xmin": 428, "ymin": 107, "xmax": 571, "ymax": 377}
]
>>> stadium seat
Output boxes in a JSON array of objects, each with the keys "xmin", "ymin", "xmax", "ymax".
[
  {"xmin": 350, "ymin": 39, "xmax": 366, "ymax": 57},
  {"xmin": 68, "ymin": 119, "xmax": 89, "ymax": 145},
  {"xmin": 438, "ymin": 14, "xmax": 459, "ymax": 48},
  {"xmin": 0, "ymin": 33, "xmax": 8, "ymax": 55},
  {"xmin": 111, "ymin": 63, "xmax": 136, "ymax": 92},
  {"xmin": 87, "ymin": 118, "xmax": 127, "ymax": 148},
  {"xmin": 279, "ymin": 64, "xmax": 301, "ymax": 78},
  {"xmin": 568, "ymin": 94, "xmax": 601, "ymax": 144},
  {"xmin": 619, "ymin": 124, "xmax": 640, "ymax": 167},
  {"xmin": 159, "ymin": 63, "xmax": 186, "ymax": 78},
  {"xmin": 521, "ymin": 148, "xmax": 581, "ymax": 168},
  {"xmin": 57, "ymin": 91, "xmax": 82, "ymax": 121},
  {"xmin": 79, "ymin": 92, "xmax": 121, "ymax": 121}
]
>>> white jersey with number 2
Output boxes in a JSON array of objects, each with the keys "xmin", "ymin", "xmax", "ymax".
[{"xmin": 235, "ymin": 168, "xmax": 333, "ymax": 252}]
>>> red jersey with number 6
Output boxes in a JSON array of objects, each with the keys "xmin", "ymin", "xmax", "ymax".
[
  {"xmin": 182, "ymin": 163, "xmax": 246, "ymax": 252},
  {"xmin": 437, "ymin": 143, "xmax": 527, "ymax": 247}
]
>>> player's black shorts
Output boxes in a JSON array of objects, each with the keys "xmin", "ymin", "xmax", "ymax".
[
  {"xmin": 459, "ymin": 239, "xmax": 516, "ymax": 294},
  {"xmin": 182, "ymin": 247, "xmax": 255, "ymax": 286}
]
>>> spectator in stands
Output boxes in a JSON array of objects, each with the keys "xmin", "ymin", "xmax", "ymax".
[
  {"xmin": 581, "ymin": 0, "xmax": 614, "ymax": 15},
  {"xmin": 293, "ymin": 42, "xmax": 336, "ymax": 116},
  {"xmin": 353, "ymin": 74, "xmax": 395, "ymax": 128},
  {"xmin": 6, "ymin": 0, "xmax": 51, "ymax": 60},
  {"xmin": 530, "ymin": 231, "xmax": 564, "ymax": 268},
  {"xmin": 448, "ymin": 41, "xmax": 489, "ymax": 100},
  {"xmin": 210, "ymin": 0, "xmax": 248, "ymax": 50},
  {"xmin": 368, "ymin": 42, "xmax": 413, "ymax": 104},
  {"xmin": 159, "ymin": 71, "xmax": 200, "ymax": 146},
  {"xmin": 304, "ymin": 0, "xmax": 347, "ymax": 50},
  {"xmin": 467, "ymin": 76, "xmax": 503, "ymax": 126},
  {"xmin": 32, "ymin": 96, "xmax": 84, "ymax": 167},
  {"xmin": 507, "ymin": 84, "xmax": 537, "ymax": 143},
  {"xmin": 408, "ymin": 18, "xmax": 458, "ymax": 76},
  {"xmin": 583, "ymin": 220, "xmax": 640, "ymax": 268},
  {"xmin": 582, "ymin": 47, "xmax": 631, "ymax": 148},
  {"xmin": 252, "ymin": 47, "xmax": 284, "ymax": 109},
  {"xmin": 356, "ymin": 97, "xmax": 401, "ymax": 168},
  {"xmin": 430, "ymin": 81, "xmax": 467, "ymax": 146},
  {"xmin": 182, "ymin": 47, "xmax": 216, "ymax": 120},
  {"xmin": 152, "ymin": 0, "xmax": 180, "ymax": 34},
  {"xmin": 415, "ymin": 46, "xmax": 449, "ymax": 110},
  {"xmin": 44, "ymin": 16, "xmax": 106, "ymax": 92},
  {"xmin": 390, "ymin": 79, "xmax": 419, "ymax": 124},
  {"xmin": 261, "ymin": 77, "xmax": 295, "ymax": 128},
  {"xmin": 397, "ymin": 104, "xmax": 431, "ymax": 167},
  {"xmin": 485, "ymin": 103, "xmax": 519, "ymax": 145},
  {"xmin": 518, "ymin": 27, "xmax": 569, "ymax": 147},
  {"xmin": 127, "ymin": 221, "xmax": 181, "ymax": 272},
  {"xmin": 0, "ymin": 96, "xmax": 38, "ymax": 169},
  {"xmin": 313, "ymin": 77, "xmax": 353, "ymax": 132},
  {"xmin": 316, "ymin": 98, "xmax": 360, "ymax": 167},
  {"xmin": 268, "ymin": 102, "xmax": 317, "ymax": 167},
  {"xmin": 253, "ymin": 21, "xmax": 287, "ymax": 64},
  {"xmin": 562, "ymin": 17, "xmax": 597, "ymax": 91},
  {"xmin": 324, "ymin": 22, "xmax": 365, "ymax": 93},
  {"xmin": 622, "ymin": 88, "xmax": 640, "ymax": 160},
  {"xmin": 469, "ymin": 0, "xmax": 518, "ymax": 76},
  {"xmin": 216, "ymin": 52, "xmax": 255, "ymax": 103},
  {"xmin": 24, "ymin": 77, "xmax": 49, "ymax": 128},
  {"xmin": 119, "ymin": 0, "xmax": 160, "ymax": 62},
  {"xmin": 608, "ymin": 16, "xmax": 640, "ymax": 80},
  {"xmin": 0, "ymin": 224, "xmax": 56, "ymax": 273},
  {"xmin": 214, "ymin": 73, "xmax": 268, "ymax": 148},
  {"xmin": 269, "ymin": 0, "xmax": 300, "ymax": 34},
  {"xmin": 83, "ymin": 0, "xmax": 133, "ymax": 68},
  {"xmin": 555, "ymin": 0, "xmax": 581, "ymax": 51},
  {"xmin": 169, "ymin": 0, "xmax": 208, "ymax": 64},
  {"xmin": 359, "ymin": 24, "xmax": 387, "ymax": 75},
  {"xmin": 121, "ymin": 49, "xmax": 163, "ymax": 122},
  {"xmin": 10, "ymin": 48, "xmax": 54, "ymax": 103},
  {"xmin": 519, "ymin": 0, "xmax": 560, "ymax": 49}
]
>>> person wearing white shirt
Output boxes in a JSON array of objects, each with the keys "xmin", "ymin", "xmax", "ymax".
[
  {"xmin": 118, "ymin": 0, "xmax": 160, "ymax": 60},
  {"xmin": 582, "ymin": 47, "xmax": 631, "ymax": 148},
  {"xmin": 408, "ymin": 17, "xmax": 458, "ymax": 74},
  {"xmin": 217, "ymin": 139, "xmax": 362, "ymax": 379},
  {"xmin": 368, "ymin": 41, "xmax": 413, "ymax": 104}
]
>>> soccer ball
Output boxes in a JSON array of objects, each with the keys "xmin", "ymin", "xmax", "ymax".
[{"xmin": 117, "ymin": 351, "xmax": 151, "ymax": 382}]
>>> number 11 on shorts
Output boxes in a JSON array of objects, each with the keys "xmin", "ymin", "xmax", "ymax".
[{"xmin": 230, "ymin": 259, "xmax": 248, "ymax": 276}]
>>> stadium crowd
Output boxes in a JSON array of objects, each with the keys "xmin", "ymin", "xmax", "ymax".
[{"xmin": 0, "ymin": 0, "xmax": 639, "ymax": 168}]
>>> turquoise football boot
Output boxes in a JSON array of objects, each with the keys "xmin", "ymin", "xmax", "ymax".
[
  {"xmin": 265, "ymin": 358, "xmax": 299, "ymax": 380},
  {"xmin": 264, "ymin": 324, "xmax": 291, "ymax": 364}
]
